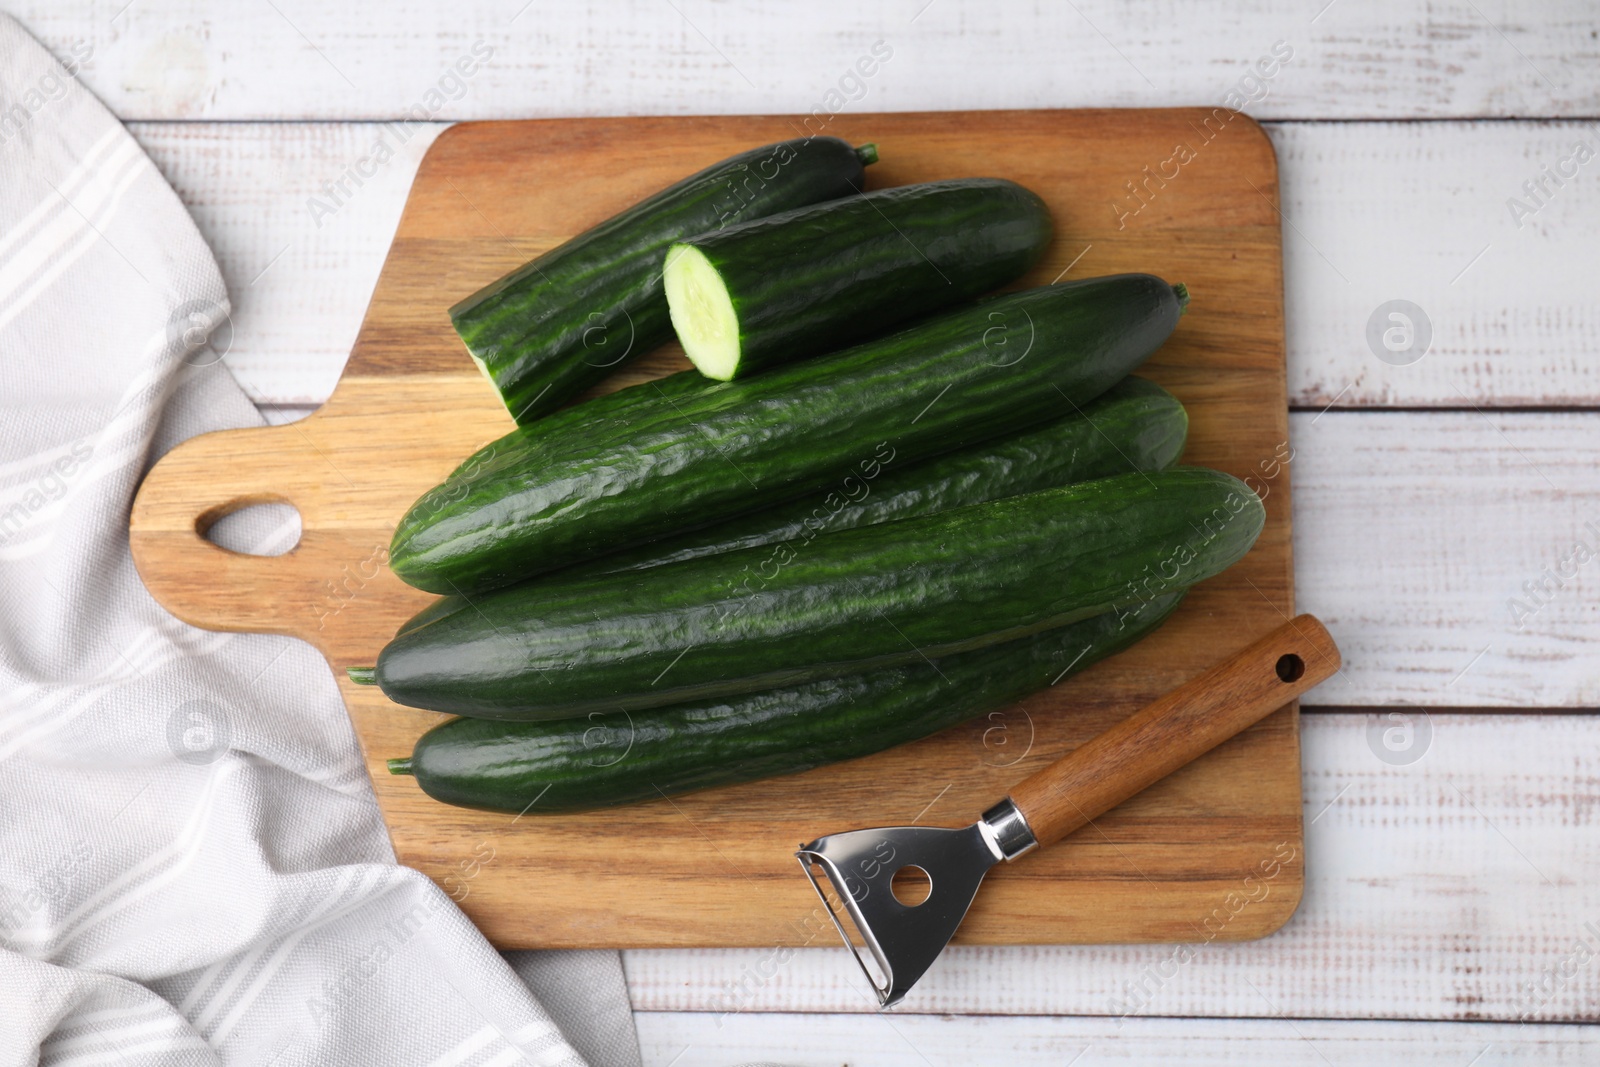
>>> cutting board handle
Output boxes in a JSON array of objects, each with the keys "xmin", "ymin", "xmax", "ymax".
[{"xmin": 130, "ymin": 421, "xmax": 405, "ymax": 648}]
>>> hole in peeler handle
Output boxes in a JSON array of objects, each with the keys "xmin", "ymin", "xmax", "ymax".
[
  {"xmin": 196, "ymin": 495, "xmax": 303, "ymax": 558},
  {"xmin": 890, "ymin": 865, "xmax": 932, "ymax": 907},
  {"xmin": 1275, "ymin": 653, "xmax": 1305, "ymax": 684}
]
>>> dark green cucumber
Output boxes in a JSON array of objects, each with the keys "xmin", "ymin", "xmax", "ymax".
[
  {"xmin": 389, "ymin": 375, "xmax": 1187, "ymax": 633},
  {"xmin": 412, "ymin": 367, "xmax": 720, "ymax": 524},
  {"xmin": 387, "ymin": 592, "xmax": 1184, "ymax": 814},
  {"xmin": 393, "ymin": 275, "xmax": 1191, "ymax": 595},
  {"xmin": 664, "ymin": 178, "xmax": 1052, "ymax": 379},
  {"xmin": 574, "ymin": 375, "xmax": 1187, "ymax": 577},
  {"xmin": 371, "ymin": 467, "xmax": 1261, "ymax": 720},
  {"xmin": 451, "ymin": 137, "xmax": 876, "ymax": 423}
]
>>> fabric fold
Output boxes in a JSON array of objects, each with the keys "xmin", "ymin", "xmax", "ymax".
[{"xmin": 0, "ymin": 13, "xmax": 636, "ymax": 1065}]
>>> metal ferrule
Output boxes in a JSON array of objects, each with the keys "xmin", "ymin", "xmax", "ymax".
[{"xmin": 978, "ymin": 797, "xmax": 1038, "ymax": 861}]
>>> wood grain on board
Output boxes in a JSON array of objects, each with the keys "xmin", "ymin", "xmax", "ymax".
[{"xmin": 130, "ymin": 109, "xmax": 1297, "ymax": 949}]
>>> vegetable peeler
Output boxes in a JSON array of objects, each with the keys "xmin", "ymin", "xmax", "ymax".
[{"xmin": 796, "ymin": 614, "xmax": 1340, "ymax": 1007}]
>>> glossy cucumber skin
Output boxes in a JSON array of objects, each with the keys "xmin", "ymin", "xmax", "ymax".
[
  {"xmin": 450, "ymin": 137, "xmax": 869, "ymax": 423},
  {"xmin": 394, "ymin": 375, "xmax": 1186, "ymax": 634},
  {"xmin": 393, "ymin": 275, "xmax": 1190, "ymax": 596},
  {"xmin": 374, "ymin": 467, "xmax": 1262, "ymax": 720},
  {"xmin": 576, "ymin": 375, "xmax": 1186, "ymax": 577},
  {"xmin": 398, "ymin": 592, "xmax": 1183, "ymax": 813},
  {"xmin": 398, "ymin": 368, "xmax": 718, "ymax": 545},
  {"xmin": 679, "ymin": 178, "xmax": 1052, "ymax": 376}
]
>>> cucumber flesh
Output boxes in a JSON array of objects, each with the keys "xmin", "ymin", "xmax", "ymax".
[{"xmin": 662, "ymin": 244, "xmax": 742, "ymax": 380}]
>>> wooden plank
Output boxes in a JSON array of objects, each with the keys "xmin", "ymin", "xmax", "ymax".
[
  {"xmin": 635, "ymin": 1011, "xmax": 1600, "ymax": 1065},
  {"xmin": 623, "ymin": 713, "xmax": 1600, "ymax": 1022},
  {"xmin": 130, "ymin": 121, "xmax": 446, "ymax": 407},
  {"xmin": 227, "ymin": 407, "xmax": 1600, "ymax": 709},
  {"xmin": 126, "ymin": 120, "xmax": 1600, "ymax": 410},
  {"xmin": 19, "ymin": 1, "xmax": 1599, "ymax": 121},
  {"xmin": 1272, "ymin": 121, "xmax": 1600, "ymax": 408},
  {"xmin": 1293, "ymin": 410, "xmax": 1600, "ymax": 708},
  {"xmin": 129, "ymin": 110, "xmax": 1303, "ymax": 950}
]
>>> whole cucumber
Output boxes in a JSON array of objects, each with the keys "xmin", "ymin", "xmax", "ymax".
[
  {"xmin": 575, "ymin": 375, "xmax": 1188, "ymax": 577},
  {"xmin": 387, "ymin": 592, "xmax": 1184, "ymax": 814},
  {"xmin": 451, "ymin": 136, "xmax": 877, "ymax": 423},
  {"xmin": 394, "ymin": 275, "xmax": 1191, "ymax": 596},
  {"xmin": 393, "ymin": 375, "xmax": 1188, "ymax": 635},
  {"xmin": 368, "ymin": 468, "xmax": 1262, "ymax": 720},
  {"xmin": 664, "ymin": 178, "xmax": 1052, "ymax": 379}
]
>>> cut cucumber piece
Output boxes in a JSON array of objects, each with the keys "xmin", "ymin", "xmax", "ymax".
[
  {"xmin": 450, "ymin": 136, "xmax": 874, "ymax": 423},
  {"xmin": 664, "ymin": 178, "xmax": 1053, "ymax": 380}
]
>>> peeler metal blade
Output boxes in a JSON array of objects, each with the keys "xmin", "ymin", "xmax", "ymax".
[
  {"xmin": 795, "ymin": 799, "xmax": 1037, "ymax": 1007},
  {"xmin": 794, "ymin": 616, "xmax": 1342, "ymax": 1008}
]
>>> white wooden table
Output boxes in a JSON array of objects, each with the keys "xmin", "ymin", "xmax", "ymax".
[{"xmin": 31, "ymin": 1, "xmax": 1599, "ymax": 1061}]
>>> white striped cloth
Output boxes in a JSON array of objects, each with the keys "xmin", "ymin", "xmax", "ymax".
[{"xmin": 0, "ymin": 14, "xmax": 640, "ymax": 1067}]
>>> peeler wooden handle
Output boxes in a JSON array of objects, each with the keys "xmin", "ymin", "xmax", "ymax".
[{"xmin": 1007, "ymin": 614, "xmax": 1339, "ymax": 849}]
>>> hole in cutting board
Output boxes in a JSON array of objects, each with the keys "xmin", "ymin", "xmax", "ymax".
[
  {"xmin": 890, "ymin": 865, "xmax": 932, "ymax": 907},
  {"xmin": 199, "ymin": 499, "xmax": 302, "ymax": 557},
  {"xmin": 1275, "ymin": 653, "xmax": 1305, "ymax": 683}
]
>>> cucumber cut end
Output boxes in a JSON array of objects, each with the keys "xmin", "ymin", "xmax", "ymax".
[
  {"xmin": 347, "ymin": 666, "xmax": 377, "ymax": 685},
  {"xmin": 387, "ymin": 757, "xmax": 414, "ymax": 776},
  {"xmin": 855, "ymin": 142, "xmax": 879, "ymax": 166},
  {"xmin": 464, "ymin": 345, "xmax": 519, "ymax": 418},
  {"xmin": 1172, "ymin": 283, "xmax": 1190, "ymax": 315},
  {"xmin": 664, "ymin": 243, "xmax": 743, "ymax": 381}
]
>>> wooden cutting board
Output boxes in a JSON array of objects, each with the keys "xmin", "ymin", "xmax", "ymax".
[{"xmin": 130, "ymin": 110, "xmax": 1300, "ymax": 949}]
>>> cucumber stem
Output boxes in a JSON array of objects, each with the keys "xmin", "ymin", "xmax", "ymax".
[
  {"xmin": 347, "ymin": 666, "xmax": 377, "ymax": 685},
  {"xmin": 387, "ymin": 758, "xmax": 414, "ymax": 776},
  {"xmin": 1172, "ymin": 283, "xmax": 1190, "ymax": 316},
  {"xmin": 855, "ymin": 143, "xmax": 879, "ymax": 166}
]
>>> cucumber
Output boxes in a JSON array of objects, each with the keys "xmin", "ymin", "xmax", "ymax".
[
  {"xmin": 391, "ymin": 375, "xmax": 1187, "ymax": 630},
  {"xmin": 450, "ymin": 137, "xmax": 876, "ymax": 423},
  {"xmin": 368, "ymin": 467, "xmax": 1262, "ymax": 720},
  {"xmin": 387, "ymin": 591, "xmax": 1184, "ymax": 814},
  {"xmin": 404, "ymin": 367, "xmax": 720, "ymax": 537},
  {"xmin": 392, "ymin": 275, "xmax": 1191, "ymax": 596},
  {"xmin": 573, "ymin": 375, "xmax": 1187, "ymax": 577},
  {"xmin": 664, "ymin": 178, "xmax": 1051, "ymax": 379}
]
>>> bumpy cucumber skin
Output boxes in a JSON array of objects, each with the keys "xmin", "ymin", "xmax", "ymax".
[
  {"xmin": 393, "ymin": 368, "xmax": 717, "ymax": 552},
  {"xmin": 393, "ymin": 275, "xmax": 1190, "ymax": 595},
  {"xmin": 392, "ymin": 375, "xmax": 1186, "ymax": 634},
  {"xmin": 398, "ymin": 592, "xmax": 1184, "ymax": 814},
  {"xmin": 450, "ymin": 137, "xmax": 869, "ymax": 424},
  {"xmin": 374, "ymin": 468, "xmax": 1262, "ymax": 720},
  {"xmin": 577, "ymin": 375, "xmax": 1187, "ymax": 577},
  {"xmin": 676, "ymin": 178, "xmax": 1052, "ymax": 377}
]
